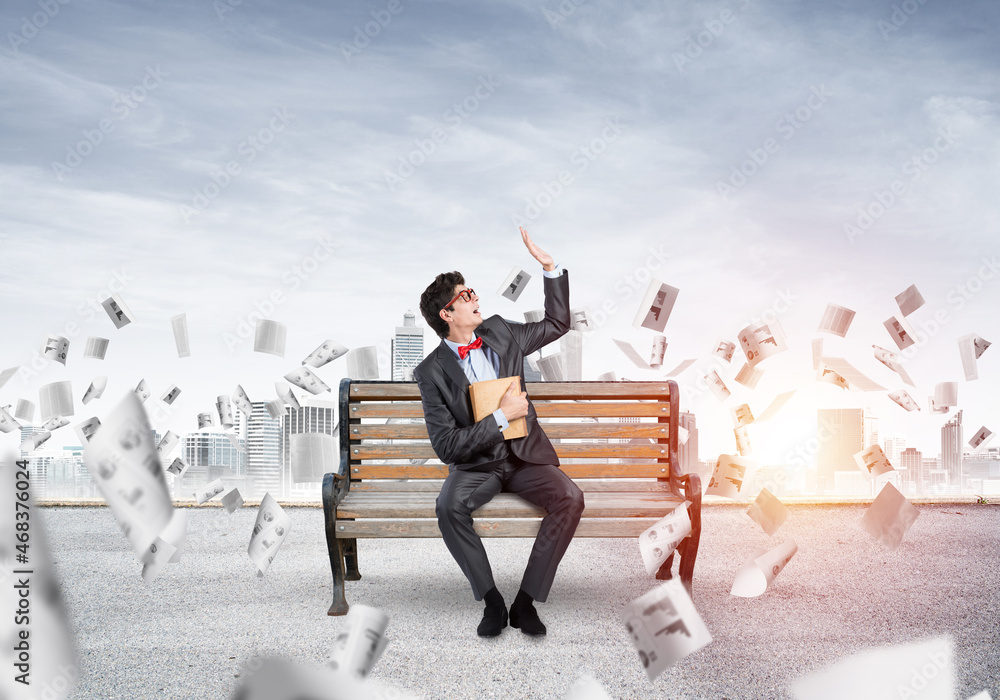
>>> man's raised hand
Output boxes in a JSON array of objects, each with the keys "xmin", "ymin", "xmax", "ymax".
[{"xmin": 520, "ymin": 226, "xmax": 555, "ymax": 272}]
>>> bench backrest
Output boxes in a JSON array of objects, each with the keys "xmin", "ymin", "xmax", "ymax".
[{"xmin": 338, "ymin": 379, "xmax": 681, "ymax": 491}]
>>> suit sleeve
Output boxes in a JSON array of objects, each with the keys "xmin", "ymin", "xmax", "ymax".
[
  {"xmin": 413, "ymin": 365, "xmax": 506, "ymax": 466},
  {"xmin": 505, "ymin": 269, "xmax": 571, "ymax": 356}
]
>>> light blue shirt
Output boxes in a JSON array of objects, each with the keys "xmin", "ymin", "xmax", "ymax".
[{"xmin": 445, "ymin": 264, "xmax": 563, "ymax": 432}]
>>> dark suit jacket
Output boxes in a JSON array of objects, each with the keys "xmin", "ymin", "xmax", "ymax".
[{"xmin": 413, "ymin": 270, "xmax": 571, "ymax": 471}]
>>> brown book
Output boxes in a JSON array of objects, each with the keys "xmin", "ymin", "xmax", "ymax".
[{"xmin": 469, "ymin": 376, "xmax": 527, "ymax": 440}]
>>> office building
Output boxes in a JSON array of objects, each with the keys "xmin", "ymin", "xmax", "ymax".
[
  {"xmin": 817, "ymin": 408, "xmax": 878, "ymax": 494},
  {"xmin": 899, "ymin": 447, "xmax": 923, "ymax": 493},
  {"xmin": 282, "ymin": 401, "xmax": 338, "ymax": 497},
  {"xmin": 245, "ymin": 401, "xmax": 283, "ymax": 498},
  {"xmin": 941, "ymin": 410, "xmax": 964, "ymax": 487},
  {"xmin": 392, "ymin": 310, "xmax": 424, "ymax": 381}
]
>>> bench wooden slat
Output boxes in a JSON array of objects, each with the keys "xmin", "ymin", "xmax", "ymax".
[
  {"xmin": 347, "ymin": 382, "xmax": 675, "ymax": 401},
  {"xmin": 347, "ymin": 423, "xmax": 672, "ymax": 440},
  {"xmin": 348, "ymin": 401, "xmax": 671, "ymax": 419},
  {"xmin": 334, "ymin": 517, "xmax": 681, "ymax": 538},
  {"xmin": 347, "ymin": 462, "xmax": 674, "ymax": 479},
  {"xmin": 337, "ymin": 491, "xmax": 684, "ymax": 519},
  {"xmin": 349, "ymin": 479, "xmax": 681, "ymax": 493},
  {"xmin": 349, "ymin": 442, "xmax": 670, "ymax": 461}
]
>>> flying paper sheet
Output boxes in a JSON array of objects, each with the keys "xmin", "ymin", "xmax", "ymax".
[
  {"xmin": 133, "ymin": 378, "xmax": 150, "ymax": 403},
  {"xmin": 894, "ymin": 284, "xmax": 925, "ymax": 316},
  {"xmin": 0, "ymin": 406, "xmax": 19, "ymax": 433},
  {"xmin": 15, "ymin": 398, "xmax": 35, "ymax": 422},
  {"xmin": 161, "ymin": 384, "xmax": 181, "ymax": 405},
  {"xmin": 638, "ymin": 502, "xmax": 691, "ymax": 576},
  {"xmin": 817, "ymin": 363, "xmax": 849, "ymax": 390},
  {"xmin": 737, "ymin": 319, "xmax": 788, "ymax": 367},
  {"xmin": 74, "ymin": 416, "xmax": 101, "ymax": 444},
  {"xmin": 20, "ymin": 430, "xmax": 52, "ymax": 452},
  {"xmin": 345, "ymin": 346, "xmax": 378, "ymax": 379},
  {"xmin": 703, "ymin": 370, "xmax": 731, "ymax": 401},
  {"xmin": 811, "ymin": 338, "xmax": 823, "ymax": 370},
  {"xmin": 928, "ymin": 396, "xmax": 949, "ymax": 415},
  {"xmin": 563, "ymin": 675, "xmax": 614, "ymax": 700},
  {"xmin": 225, "ymin": 432, "xmax": 245, "ymax": 453},
  {"xmin": 42, "ymin": 416, "xmax": 69, "ymax": 431},
  {"xmin": 524, "ymin": 309, "xmax": 545, "ymax": 323},
  {"xmin": 613, "ymin": 339, "xmax": 650, "ymax": 370},
  {"xmin": 230, "ymin": 658, "xmax": 403, "ymax": 700},
  {"xmin": 872, "ymin": 345, "xmax": 915, "ymax": 387},
  {"xmin": 254, "ymin": 319, "xmax": 287, "ymax": 357},
  {"xmin": 958, "ymin": 334, "xmax": 979, "ymax": 382},
  {"xmin": 633, "ymin": 280, "xmax": 679, "ymax": 333},
  {"xmin": 285, "ymin": 365, "xmax": 331, "ymax": 395},
  {"xmin": 194, "ymin": 478, "xmax": 225, "ymax": 505},
  {"xmin": 233, "ymin": 384, "xmax": 254, "ymax": 416},
  {"xmin": 498, "ymin": 266, "xmax": 531, "ymax": 301},
  {"xmin": 290, "ymin": 432, "xmax": 338, "ymax": 483},
  {"xmin": 731, "ymin": 538, "xmax": 797, "ymax": 597},
  {"xmin": 969, "ymin": 426, "xmax": 994, "ymax": 450},
  {"xmin": 818, "ymin": 303, "xmax": 855, "ymax": 337},
  {"xmin": 854, "ymin": 444, "xmax": 894, "ymax": 480},
  {"xmin": 303, "ymin": 339, "xmax": 349, "ymax": 368},
  {"xmin": 275, "ymin": 382, "xmax": 302, "ymax": 410},
  {"xmin": 82, "ymin": 392, "xmax": 175, "ymax": 562},
  {"xmin": 102, "ymin": 293, "xmax": 136, "ymax": 329},
  {"xmin": 861, "ymin": 483, "xmax": 919, "ymax": 549},
  {"xmin": 216, "ymin": 394, "xmax": 234, "ymax": 429},
  {"xmin": 0, "ymin": 459, "xmax": 78, "ymax": 700},
  {"xmin": 746, "ymin": 488, "xmax": 788, "ymax": 536},
  {"xmin": 731, "ymin": 404, "xmax": 754, "ymax": 428},
  {"xmin": 819, "ymin": 357, "xmax": 886, "ymax": 392},
  {"xmin": 326, "ymin": 604, "xmax": 391, "ymax": 679},
  {"xmin": 41, "ymin": 334, "xmax": 70, "ymax": 365},
  {"xmin": 0, "ymin": 366, "xmax": 18, "ymax": 391},
  {"xmin": 649, "ymin": 335, "xmax": 667, "ymax": 370},
  {"xmin": 570, "ymin": 306, "xmax": 593, "ymax": 332},
  {"xmin": 166, "ymin": 457, "xmax": 189, "ymax": 478},
  {"xmin": 221, "ymin": 487, "xmax": 244, "ymax": 514},
  {"xmin": 706, "ymin": 454, "xmax": 754, "ymax": 499},
  {"xmin": 39, "ymin": 380, "xmax": 74, "ymax": 421},
  {"xmin": 733, "ymin": 362, "xmax": 763, "ymax": 389},
  {"xmin": 933, "ymin": 382, "xmax": 958, "ymax": 408},
  {"xmin": 82, "ymin": 376, "xmax": 107, "ymax": 405},
  {"xmin": 712, "ymin": 340, "xmax": 735, "ymax": 363},
  {"xmin": 171, "ymin": 313, "xmax": 190, "ymax": 358},
  {"xmin": 755, "ymin": 391, "xmax": 795, "ymax": 422},
  {"xmin": 157, "ymin": 430, "xmax": 180, "ymax": 457},
  {"xmin": 888, "ymin": 389, "xmax": 921, "ymax": 412},
  {"xmin": 973, "ymin": 335, "xmax": 991, "ymax": 359},
  {"xmin": 734, "ymin": 426, "xmax": 751, "ymax": 457},
  {"xmin": 83, "ymin": 336, "xmax": 109, "ymax": 360},
  {"xmin": 248, "ymin": 492, "xmax": 291, "ymax": 576},
  {"xmin": 791, "ymin": 636, "xmax": 952, "ymax": 700},
  {"xmin": 537, "ymin": 354, "xmax": 565, "ymax": 381},
  {"xmin": 140, "ymin": 509, "xmax": 186, "ymax": 584},
  {"xmin": 265, "ymin": 399, "xmax": 285, "ymax": 420},
  {"xmin": 596, "ymin": 371, "xmax": 617, "ymax": 381},
  {"xmin": 883, "ymin": 315, "xmax": 915, "ymax": 350},
  {"xmin": 196, "ymin": 411, "xmax": 215, "ymax": 429},
  {"xmin": 665, "ymin": 359, "xmax": 696, "ymax": 377},
  {"xmin": 621, "ymin": 579, "xmax": 712, "ymax": 682}
]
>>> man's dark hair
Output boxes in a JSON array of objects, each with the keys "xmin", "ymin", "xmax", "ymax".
[{"xmin": 420, "ymin": 271, "xmax": 465, "ymax": 338}]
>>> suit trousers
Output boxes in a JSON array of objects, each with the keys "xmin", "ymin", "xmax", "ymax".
[{"xmin": 436, "ymin": 456, "xmax": 585, "ymax": 602}]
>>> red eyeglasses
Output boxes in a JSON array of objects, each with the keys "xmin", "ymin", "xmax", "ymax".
[{"xmin": 442, "ymin": 288, "xmax": 476, "ymax": 311}]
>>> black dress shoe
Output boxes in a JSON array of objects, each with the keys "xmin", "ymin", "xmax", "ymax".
[
  {"xmin": 509, "ymin": 602, "xmax": 546, "ymax": 636},
  {"xmin": 477, "ymin": 605, "xmax": 508, "ymax": 637}
]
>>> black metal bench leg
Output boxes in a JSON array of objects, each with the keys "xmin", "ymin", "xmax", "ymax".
[
  {"xmin": 678, "ymin": 474, "xmax": 702, "ymax": 598},
  {"xmin": 655, "ymin": 552, "xmax": 675, "ymax": 580},
  {"xmin": 323, "ymin": 473, "xmax": 350, "ymax": 616},
  {"xmin": 343, "ymin": 537, "xmax": 361, "ymax": 581}
]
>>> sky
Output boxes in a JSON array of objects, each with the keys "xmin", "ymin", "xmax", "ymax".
[{"xmin": 1, "ymin": 0, "xmax": 999, "ymax": 468}]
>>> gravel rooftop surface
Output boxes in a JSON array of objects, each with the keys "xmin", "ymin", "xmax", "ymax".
[{"xmin": 40, "ymin": 503, "xmax": 1000, "ymax": 699}]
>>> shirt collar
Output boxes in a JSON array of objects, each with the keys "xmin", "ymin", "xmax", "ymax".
[{"xmin": 443, "ymin": 333, "xmax": 479, "ymax": 359}]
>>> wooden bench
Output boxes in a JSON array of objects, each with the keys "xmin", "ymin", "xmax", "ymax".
[{"xmin": 322, "ymin": 378, "xmax": 702, "ymax": 615}]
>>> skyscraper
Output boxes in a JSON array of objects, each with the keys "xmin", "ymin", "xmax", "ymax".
[
  {"xmin": 282, "ymin": 400, "xmax": 338, "ymax": 496},
  {"xmin": 559, "ymin": 329, "xmax": 583, "ymax": 381},
  {"xmin": 883, "ymin": 434, "xmax": 907, "ymax": 465},
  {"xmin": 392, "ymin": 310, "xmax": 424, "ymax": 380},
  {"xmin": 677, "ymin": 411, "xmax": 699, "ymax": 475},
  {"xmin": 817, "ymin": 408, "xmax": 872, "ymax": 494},
  {"xmin": 899, "ymin": 447, "xmax": 923, "ymax": 494},
  {"xmin": 183, "ymin": 431, "xmax": 246, "ymax": 485},
  {"xmin": 246, "ymin": 401, "xmax": 283, "ymax": 498},
  {"xmin": 941, "ymin": 410, "xmax": 964, "ymax": 487}
]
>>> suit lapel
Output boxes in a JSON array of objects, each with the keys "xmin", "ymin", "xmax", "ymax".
[
  {"xmin": 476, "ymin": 324, "xmax": 509, "ymax": 377},
  {"xmin": 434, "ymin": 342, "xmax": 470, "ymax": 392}
]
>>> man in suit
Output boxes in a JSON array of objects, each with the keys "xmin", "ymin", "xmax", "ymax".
[{"xmin": 413, "ymin": 227, "xmax": 585, "ymax": 637}]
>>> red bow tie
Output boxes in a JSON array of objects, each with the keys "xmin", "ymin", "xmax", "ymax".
[{"xmin": 458, "ymin": 337, "xmax": 483, "ymax": 359}]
